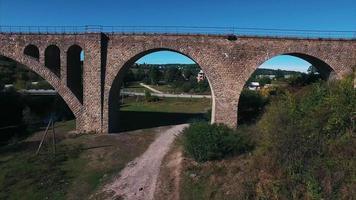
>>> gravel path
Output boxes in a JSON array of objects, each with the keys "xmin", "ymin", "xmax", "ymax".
[
  {"xmin": 103, "ymin": 124, "xmax": 188, "ymax": 200},
  {"xmin": 139, "ymin": 83, "xmax": 164, "ymax": 94}
]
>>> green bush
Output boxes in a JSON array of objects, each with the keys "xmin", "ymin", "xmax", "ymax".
[
  {"xmin": 182, "ymin": 122, "xmax": 252, "ymax": 162},
  {"xmin": 144, "ymin": 90, "xmax": 159, "ymax": 102},
  {"xmin": 238, "ymin": 89, "xmax": 268, "ymax": 124},
  {"xmin": 255, "ymin": 76, "xmax": 356, "ymax": 198}
]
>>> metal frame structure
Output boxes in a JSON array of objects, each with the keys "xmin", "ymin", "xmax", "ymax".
[{"xmin": 0, "ymin": 25, "xmax": 355, "ymax": 39}]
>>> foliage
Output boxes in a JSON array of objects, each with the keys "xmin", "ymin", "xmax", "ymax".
[
  {"xmin": 0, "ymin": 91, "xmax": 25, "ymax": 127},
  {"xmin": 144, "ymin": 90, "xmax": 159, "ymax": 102},
  {"xmin": 148, "ymin": 66, "xmax": 162, "ymax": 85},
  {"xmin": 163, "ymin": 67, "xmax": 183, "ymax": 83},
  {"xmin": 254, "ymin": 77, "xmax": 356, "ymax": 199},
  {"xmin": 238, "ymin": 89, "xmax": 268, "ymax": 124},
  {"xmin": 182, "ymin": 122, "xmax": 252, "ymax": 162},
  {"xmin": 288, "ymin": 73, "xmax": 322, "ymax": 87}
]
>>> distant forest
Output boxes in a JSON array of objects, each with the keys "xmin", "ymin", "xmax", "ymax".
[{"xmin": 252, "ymin": 68, "xmax": 305, "ymax": 76}]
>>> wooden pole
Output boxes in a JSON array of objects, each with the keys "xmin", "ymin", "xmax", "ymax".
[
  {"xmin": 52, "ymin": 120, "xmax": 56, "ymax": 155},
  {"xmin": 36, "ymin": 118, "xmax": 52, "ymax": 155}
]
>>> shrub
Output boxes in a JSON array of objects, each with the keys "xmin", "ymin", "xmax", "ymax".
[
  {"xmin": 255, "ymin": 76, "xmax": 356, "ymax": 198},
  {"xmin": 238, "ymin": 89, "xmax": 268, "ymax": 124},
  {"xmin": 182, "ymin": 122, "xmax": 252, "ymax": 162},
  {"xmin": 144, "ymin": 90, "xmax": 159, "ymax": 102}
]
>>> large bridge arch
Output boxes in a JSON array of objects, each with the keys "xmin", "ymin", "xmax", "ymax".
[
  {"xmin": 235, "ymin": 50, "xmax": 344, "ymax": 126},
  {"xmin": 104, "ymin": 47, "xmax": 217, "ymax": 133},
  {"xmin": 0, "ymin": 49, "xmax": 83, "ymax": 127}
]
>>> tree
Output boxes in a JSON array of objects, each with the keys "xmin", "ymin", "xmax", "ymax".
[
  {"xmin": 123, "ymin": 68, "xmax": 135, "ymax": 85},
  {"xmin": 307, "ymin": 65, "xmax": 319, "ymax": 75},
  {"xmin": 275, "ymin": 69, "xmax": 284, "ymax": 79},
  {"xmin": 164, "ymin": 67, "xmax": 182, "ymax": 83},
  {"xmin": 183, "ymin": 68, "xmax": 194, "ymax": 80},
  {"xmin": 258, "ymin": 77, "xmax": 271, "ymax": 86},
  {"xmin": 148, "ymin": 66, "xmax": 161, "ymax": 85},
  {"xmin": 135, "ymin": 67, "xmax": 146, "ymax": 81}
]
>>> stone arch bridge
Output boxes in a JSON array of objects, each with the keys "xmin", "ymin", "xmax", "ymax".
[{"xmin": 0, "ymin": 32, "xmax": 355, "ymax": 133}]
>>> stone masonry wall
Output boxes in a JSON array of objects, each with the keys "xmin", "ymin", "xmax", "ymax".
[{"xmin": 0, "ymin": 33, "xmax": 355, "ymax": 133}]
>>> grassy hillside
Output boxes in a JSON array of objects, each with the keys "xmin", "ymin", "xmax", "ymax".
[{"xmin": 179, "ymin": 77, "xmax": 356, "ymax": 200}]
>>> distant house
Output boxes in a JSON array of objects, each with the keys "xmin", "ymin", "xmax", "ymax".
[
  {"xmin": 197, "ymin": 70, "xmax": 205, "ymax": 82},
  {"xmin": 257, "ymin": 74, "xmax": 276, "ymax": 79},
  {"xmin": 248, "ymin": 82, "xmax": 260, "ymax": 90},
  {"xmin": 4, "ymin": 84, "xmax": 14, "ymax": 89},
  {"xmin": 284, "ymin": 74, "xmax": 292, "ymax": 79}
]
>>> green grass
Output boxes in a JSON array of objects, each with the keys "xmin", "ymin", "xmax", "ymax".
[
  {"xmin": 121, "ymin": 96, "xmax": 211, "ymax": 113},
  {"xmin": 122, "ymin": 81, "xmax": 147, "ymax": 93},
  {"xmin": 0, "ymin": 120, "xmax": 161, "ymax": 200},
  {"xmin": 118, "ymin": 96, "xmax": 212, "ymax": 132}
]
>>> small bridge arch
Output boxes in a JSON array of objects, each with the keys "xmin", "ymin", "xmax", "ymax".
[{"xmin": 0, "ymin": 46, "xmax": 83, "ymax": 128}]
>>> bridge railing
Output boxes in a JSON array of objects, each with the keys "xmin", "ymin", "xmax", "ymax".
[{"xmin": 0, "ymin": 25, "xmax": 355, "ymax": 39}]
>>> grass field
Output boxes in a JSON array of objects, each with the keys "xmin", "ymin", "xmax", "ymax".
[
  {"xmin": 121, "ymin": 96, "xmax": 211, "ymax": 113},
  {"xmin": 0, "ymin": 120, "xmax": 167, "ymax": 200},
  {"xmin": 0, "ymin": 96, "xmax": 212, "ymax": 199},
  {"xmin": 121, "ymin": 82, "xmax": 147, "ymax": 93},
  {"xmin": 118, "ymin": 96, "xmax": 212, "ymax": 131}
]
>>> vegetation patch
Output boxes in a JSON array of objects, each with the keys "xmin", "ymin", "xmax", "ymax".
[
  {"xmin": 0, "ymin": 120, "xmax": 161, "ymax": 200},
  {"xmin": 182, "ymin": 122, "xmax": 253, "ymax": 162},
  {"xmin": 179, "ymin": 76, "xmax": 356, "ymax": 199}
]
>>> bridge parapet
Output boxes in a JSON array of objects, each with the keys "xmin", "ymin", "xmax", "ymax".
[{"xmin": 0, "ymin": 25, "xmax": 355, "ymax": 39}]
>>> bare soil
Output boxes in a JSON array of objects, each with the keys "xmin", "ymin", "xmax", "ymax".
[{"xmin": 100, "ymin": 124, "xmax": 188, "ymax": 200}]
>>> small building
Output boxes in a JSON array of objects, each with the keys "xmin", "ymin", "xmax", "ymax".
[
  {"xmin": 197, "ymin": 70, "xmax": 205, "ymax": 82},
  {"xmin": 4, "ymin": 84, "xmax": 14, "ymax": 89},
  {"xmin": 284, "ymin": 74, "xmax": 292, "ymax": 79},
  {"xmin": 257, "ymin": 74, "xmax": 276, "ymax": 79},
  {"xmin": 248, "ymin": 82, "xmax": 260, "ymax": 90}
]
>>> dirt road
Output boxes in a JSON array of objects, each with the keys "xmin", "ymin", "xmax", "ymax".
[{"xmin": 102, "ymin": 124, "xmax": 188, "ymax": 200}]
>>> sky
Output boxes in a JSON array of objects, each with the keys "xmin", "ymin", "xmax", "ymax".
[{"xmin": 1, "ymin": 0, "xmax": 355, "ymax": 72}]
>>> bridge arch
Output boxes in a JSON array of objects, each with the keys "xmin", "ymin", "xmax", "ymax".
[
  {"xmin": 45, "ymin": 45, "xmax": 61, "ymax": 77},
  {"xmin": 106, "ymin": 48, "xmax": 216, "ymax": 133},
  {"xmin": 0, "ymin": 50, "xmax": 82, "ymax": 126},
  {"xmin": 236, "ymin": 52, "xmax": 337, "ymax": 125},
  {"xmin": 67, "ymin": 44, "xmax": 84, "ymax": 104},
  {"xmin": 24, "ymin": 44, "xmax": 40, "ymax": 60}
]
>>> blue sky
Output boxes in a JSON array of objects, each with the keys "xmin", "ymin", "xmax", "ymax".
[
  {"xmin": 137, "ymin": 52, "xmax": 313, "ymax": 72},
  {"xmin": 1, "ymin": 0, "xmax": 355, "ymax": 72}
]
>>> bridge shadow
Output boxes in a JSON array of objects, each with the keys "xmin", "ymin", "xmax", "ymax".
[{"xmin": 116, "ymin": 111, "xmax": 205, "ymax": 132}]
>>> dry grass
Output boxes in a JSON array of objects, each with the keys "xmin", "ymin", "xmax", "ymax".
[
  {"xmin": 154, "ymin": 138, "xmax": 183, "ymax": 200},
  {"xmin": 0, "ymin": 120, "xmax": 169, "ymax": 200}
]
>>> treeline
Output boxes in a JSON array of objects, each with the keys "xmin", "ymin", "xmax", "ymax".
[
  {"xmin": 252, "ymin": 68, "xmax": 304, "ymax": 76},
  {"xmin": 0, "ymin": 56, "xmax": 47, "ymax": 90},
  {"xmin": 247, "ymin": 67, "xmax": 322, "ymax": 87},
  {"xmin": 0, "ymin": 91, "xmax": 74, "ymax": 142},
  {"xmin": 124, "ymin": 63, "xmax": 210, "ymax": 94}
]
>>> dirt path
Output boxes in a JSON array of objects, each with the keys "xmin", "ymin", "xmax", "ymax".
[
  {"xmin": 102, "ymin": 124, "xmax": 188, "ymax": 200},
  {"xmin": 139, "ymin": 83, "xmax": 164, "ymax": 94}
]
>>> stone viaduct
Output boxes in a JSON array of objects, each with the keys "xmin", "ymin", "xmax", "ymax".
[{"xmin": 0, "ymin": 32, "xmax": 355, "ymax": 133}]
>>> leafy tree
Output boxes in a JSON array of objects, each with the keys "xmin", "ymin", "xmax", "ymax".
[
  {"xmin": 182, "ymin": 122, "xmax": 252, "ymax": 162},
  {"xmin": 135, "ymin": 67, "xmax": 146, "ymax": 81},
  {"xmin": 238, "ymin": 89, "xmax": 268, "ymax": 124},
  {"xmin": 258, "ymin": 77, "xmax": 271, "ymax": 86},
  {"xmin": 164, "ymin": 67, "xmax": 182, "ymax": 83},
  {"xmin": 148, "ymin": 66, "xmax": 161, "ymax": 85},
  {"xmin": 0, "ymin": 80, "xmax": 4, "ymax": 91},
  {"xmin": 123, "ymin": 68, "xmax": 135, "ymax": 85},
  {"xmin": 275, "ymin": 69, "xmax": 284, "ymax": 79},
  {"xmin": 183, "ymin": 68, "xmax": 194, "ymax": 80},
  {"xmin": 255, "ymin": 77, "xmax": 356, "ymax": 198}
]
